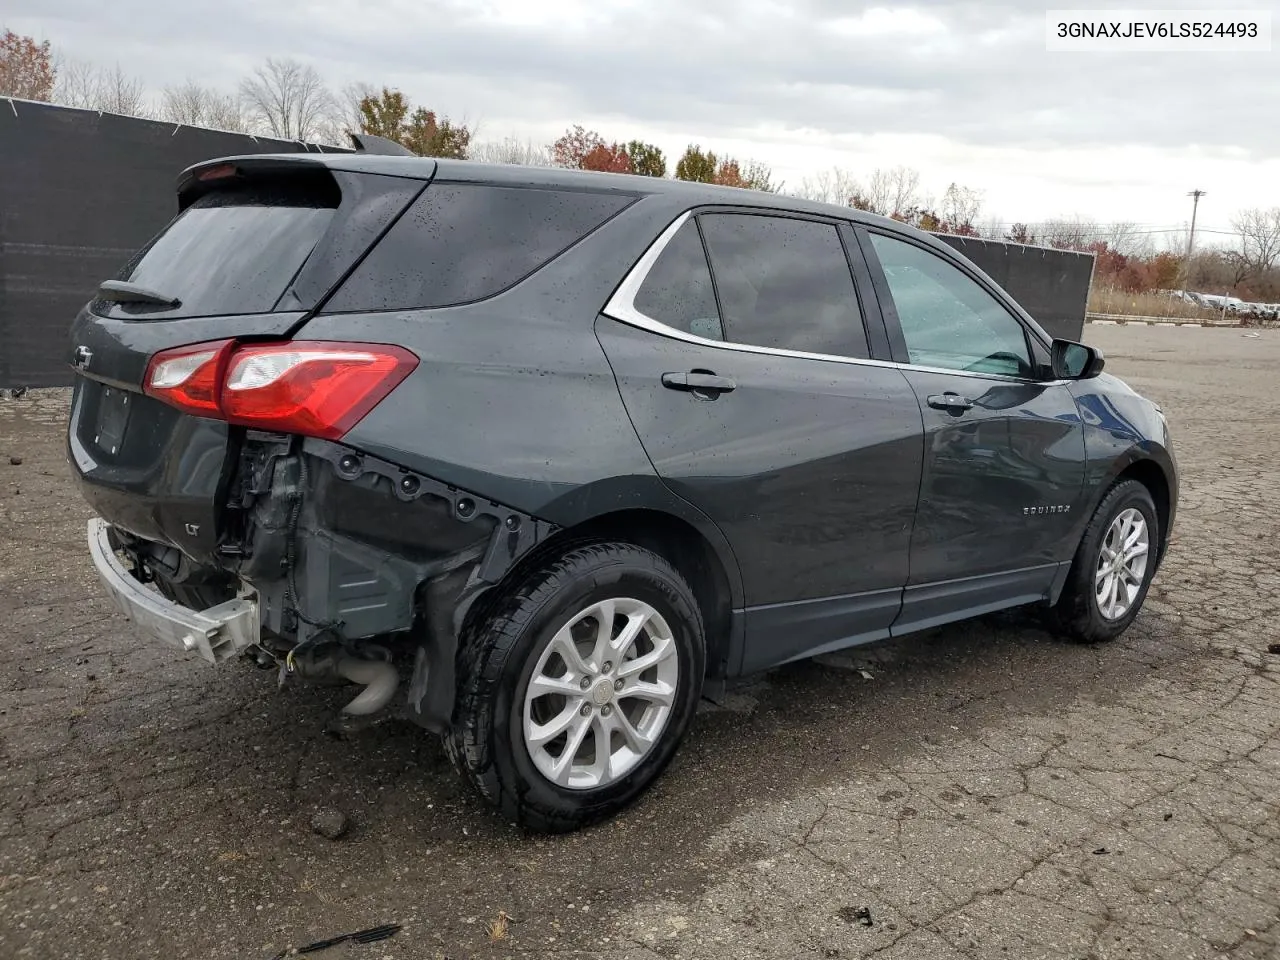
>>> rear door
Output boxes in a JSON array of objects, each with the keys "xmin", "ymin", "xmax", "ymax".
[
  {"xmin": 598, "ymin": 209, "xmax": 924, "ymax": 673},
  {"xmin": 68, "ymin": 159, "xmax": 427, "ymax": 561},
  {"xmin": 856, "ymin": 228, "xmax": 1086, "ymax": 631}
]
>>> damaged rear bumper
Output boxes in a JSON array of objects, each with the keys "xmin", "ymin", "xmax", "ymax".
[
  {"xmin": 87, "ymin": 434, "xmax": 558, "ymax": 732},
  {"xmin": 87, "ymin": 517, "xmax": 259, "ymax": 664}
]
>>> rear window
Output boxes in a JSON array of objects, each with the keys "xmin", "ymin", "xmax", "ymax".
[
  {"xmin": 105, "ymin": 182, "xmax": 337, "ymax": 319},
  {"xmin": 322, "ymin": 183, "xmax": 632, "ymax": 313}
]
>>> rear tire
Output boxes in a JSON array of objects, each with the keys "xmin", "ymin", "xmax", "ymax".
[
  {"xmin": 445, "ymin": 541, "xmax": 705, "ymax": 833},
  {"xmin": 1045, "ymin": 479, "xmax": 1160, "ymax": 643}
]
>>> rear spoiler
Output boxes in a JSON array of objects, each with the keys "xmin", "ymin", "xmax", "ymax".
[{"xmin": 176, "ymin": 137, "xmax": 424, "ymax": 209}]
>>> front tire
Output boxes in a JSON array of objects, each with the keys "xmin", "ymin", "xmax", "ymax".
[
  {"xmin": 1046, "ymin": 479, "xmax": 1160, "ymax": 643},
  {"xmin": 446, "ymin": 542, "xmax": 706, "ymax": 833}
]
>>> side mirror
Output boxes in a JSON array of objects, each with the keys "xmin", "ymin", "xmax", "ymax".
[{"xmin": 1051, "ymin": 339, "xmax": 1105, "ymax": 380}]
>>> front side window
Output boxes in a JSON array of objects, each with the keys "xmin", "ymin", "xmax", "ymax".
[
  {"xmin": 632, "ymin": 220, "xmax": 724, "ymax": 341},
  {"xmin": 698, "ymin": 214, "xmax": 870, "ymax": 357},
  {"xmin": 868, "ymin": 232, "xmax": 1033, "ymax": 378}
]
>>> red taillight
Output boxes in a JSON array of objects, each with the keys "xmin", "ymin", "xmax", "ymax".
[
  {"xmin": 143, "ymin": 340, "xmax": 232, "ymax": 416},
  {"xmin": 222, "ymin": 342, "xmax": 418, "ymax": 440},
  {"xmin": 143, "ymin": 340, "xmax": 417, "ymax": 440}
]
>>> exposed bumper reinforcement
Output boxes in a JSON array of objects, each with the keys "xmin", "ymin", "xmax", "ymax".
[{"xmin": 87, "ymin": 517, "xmax": 259, "ymax": 664}]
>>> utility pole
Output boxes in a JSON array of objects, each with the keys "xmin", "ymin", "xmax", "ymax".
[{"xmin": 1183, "ymin": 189, "xmax": 1206, "ymax": 292}]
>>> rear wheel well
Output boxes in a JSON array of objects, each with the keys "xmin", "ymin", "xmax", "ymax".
[
  {"xmin": 481, "ymin": 509, "xmax": 735, "ymax": 678},
  {"xmin": 1115, "ymin": 459, "xmax": 1170, "ymax": 553}
]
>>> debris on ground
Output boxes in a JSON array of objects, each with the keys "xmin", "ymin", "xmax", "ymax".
[
  {"xmin": 488, "ymin": 910, "xmax": 510, "ymax": 942},
  {"xmin": 1267, "ymin": 643, "xmax": 1280, "ymax": 655},
  {"xmin": 1093, "ymin": 847, "xmax": 1110, "ymax": 855},
  {"xmin": 837, "ymin": 905, "xmax": 874, "ymax": 927},
  {"xmin": 309, "ymin": 807, "xmax": 349, "ymax": 841},
  {"xmin": 268, "ymin": 923, "xmax": 402, "ymax": 958},
  {"xmin": 7, "ymin": 456, "xmax": 21, "ymax": 466},
  {"xmin": 859, "ymin": 670, "xmax": 874, "ymax": 681}
]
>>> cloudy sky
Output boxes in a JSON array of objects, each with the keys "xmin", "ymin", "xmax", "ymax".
[{"xmin": 8, "ymin": 0, "xmax": 1278, "ymax": 244}]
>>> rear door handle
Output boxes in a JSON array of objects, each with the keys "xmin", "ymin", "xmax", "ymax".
[
  {"xmin": 662, "ymin": 372, "xmax": 737, "ymax": 397},
  {"xmin": 927, "ymin": 393, "xmax": 973, "ymax": 412}
]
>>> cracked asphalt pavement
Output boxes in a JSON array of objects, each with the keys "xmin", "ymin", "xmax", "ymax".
[{"xmin": 2, "ymin": 325, "xmax": 1278, "ymax": 960}]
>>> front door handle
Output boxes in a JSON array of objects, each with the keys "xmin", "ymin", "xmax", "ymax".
[
  {"xmin": 927, "ymin": 393, "xmax": 974, "ymax": 412},
  {"xmin": 662, "ymin": 371, "xmax": 737, "ymax": 398}
]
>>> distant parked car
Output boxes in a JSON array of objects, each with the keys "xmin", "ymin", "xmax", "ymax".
[{"xmin": 67, "ymin": 154, "xmax": 1179, "ymax": 831}]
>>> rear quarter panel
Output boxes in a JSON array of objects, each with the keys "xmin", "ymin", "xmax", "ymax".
[
  {"xmin": 301, "ymin": 196, "xmax": 690, "ymax": 520},
  {"xmin": 300, "ymin": 194, "xmax": 746, "ymax": 607}
]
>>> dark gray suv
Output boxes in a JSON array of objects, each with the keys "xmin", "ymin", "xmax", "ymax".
[{"xmin": 67, "ymin": 154, "xmax": 1177, "ymax": 831}]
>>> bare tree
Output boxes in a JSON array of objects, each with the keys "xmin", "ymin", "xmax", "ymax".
[
  {"xmin": 792, "ymin": 167, "xmax": 866, "ymax": 207},
  {"xmin": 51, "ymin": 57, "xmax": 98, "ymax": 108},
  {"xmin": 469, "ymin": 137, "xmax": 554, "ymax": 166},
  {"xmin": 161, "ymin": 80, "xmax": 249, "ymax": 132},
  {"xmin": 160, "ymin": 80, "xmax": 205, "ymax": 124},
  {"xmin": 1231, "ymin": 207, "xmax": 1280, "ymax": 278},
  {"xmin": 975, "ymin": 215, "xmax": 1005, "ymax": 240},
  {"xmin": 239, "ymin": 57, "xmax": 336, "ymax": 141},
  {"xmin": 1038, "ymin": 216, "xmax": 1099, "ymax": 251},
  {"xmin": 50, "ymin": 59, "xmax": 149, "ymax": 117},
  {"xmin": 204, "ymin": 92, "xmax": 250, "ymax": 133},
  {"xmin": 940, "ymin": 182, "xmax": 983, "ymax": 230},
  {"xmin": 94, "ymin": 64, "xmax": 148, "ymax": 116},
  {"xmin": 866, "ymin": 166, "xmax": 921, "ymax": 217},
  {"xmin": 1098, "ymin": 221, "xmax": 1154, "ymax": 258}
]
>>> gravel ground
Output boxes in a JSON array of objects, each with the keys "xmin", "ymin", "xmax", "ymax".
[{"xmin": 1, "ymin": 324, "xmax": 1277, "ymax": 960}]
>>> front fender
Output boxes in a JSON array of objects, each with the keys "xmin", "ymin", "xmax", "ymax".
[{"xmin": 1069, "ymin": 377, "xmax": 1178, "ymax": 564}]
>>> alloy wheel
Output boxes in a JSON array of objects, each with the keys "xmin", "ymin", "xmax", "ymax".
[
  {"xmin": 1095, "ymin": 507, "xmax": 1150, "ymax": 620},
  {"xmin": 523, "ymin": 597, "xmax": 679, "ymax": 790}
]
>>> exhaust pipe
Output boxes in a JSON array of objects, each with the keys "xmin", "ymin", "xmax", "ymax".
[{"xmin": 335, "ymin": 657, "xmax": 399, "ymax": 716}]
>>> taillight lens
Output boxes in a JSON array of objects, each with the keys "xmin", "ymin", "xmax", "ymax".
[
  {"xmin": 143, "ymin": 340, "xmax": 417, "ymax": 440},
  {"xmin": 222, "ymin": 343, "xmax": 418, "ymax": 440},
  {"xmin": 143, "ymin": 340, "xmax": 231, "ymax": 416}
]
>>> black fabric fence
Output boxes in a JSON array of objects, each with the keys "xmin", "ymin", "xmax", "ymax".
[
  {"xmin": 933, "ymin": 233, "xmax": 1094, "ymax": 343},
  {"xmin": 0, "ymin": 99, "xmax": 343, "ymax": 389},
  {"xmin": 1, "ymin": 100, "xmax": 1094, "ymax": 388}
]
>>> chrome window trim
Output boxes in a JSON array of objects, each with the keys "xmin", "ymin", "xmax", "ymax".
[{"xmin": 601, "ymin": 210, "xmax": 1066, "ymax": 388}]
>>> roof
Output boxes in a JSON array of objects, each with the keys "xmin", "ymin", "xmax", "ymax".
[{"xmin": 184, "ymin": 151, "xmax": 910, "ymax": 234}]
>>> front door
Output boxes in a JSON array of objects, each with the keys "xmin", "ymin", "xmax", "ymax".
[
  {"xmin": 859, "ymin": 230, "xmax": 1086, "ymax": 632},
  {"xmin": 598, "ymin": 211, "xmax": 924, "ymax": 672}
]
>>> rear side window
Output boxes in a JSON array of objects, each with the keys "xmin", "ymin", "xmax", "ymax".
[
  {"xmin": 632, "ymin": 220, "xmax": 724, "ymax": 341},
  {"xmin": 324, "ymin": 183, "xmax": 632, "ymax": 312},
  {"xmin": 698, "ymin": 214, "xmax": 869, "ymax": 357},
  {"xmin": 106, "ymin": 182, "xmax": 336, "ymax": 319}
]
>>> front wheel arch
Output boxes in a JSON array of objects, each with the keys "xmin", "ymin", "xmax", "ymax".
[{"xmin": 1074, "ymin": 453, "xmax": 1175, "ymax": 572}]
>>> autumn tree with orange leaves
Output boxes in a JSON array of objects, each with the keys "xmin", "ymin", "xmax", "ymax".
[
  {"xmin": 551, "ymin": 126, "xmax": 666, "ymax": 177},
  {"xmin": 357, "ymin": 87, "xmax": 471, "ymax": 158},
  {"xmin": 0, "ymin": 30, "xmax": 55, "ymax": 102}
]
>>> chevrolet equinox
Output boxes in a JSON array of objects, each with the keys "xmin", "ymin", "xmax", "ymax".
[{"xmin": 68, "ymin": 153, "xmax": 1178, "ymax": 832}]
